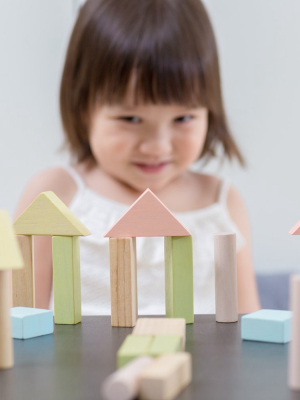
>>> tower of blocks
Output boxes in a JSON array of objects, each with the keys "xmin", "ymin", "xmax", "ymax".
[
  {"xmin": 0, "ymin": 210, "xmax": 24, "ymax": 369},
  {"xmin": 13, "ymin": 191, "xmax": 91, "ymax": 325},
  {"xmin": 104, "ymin": 189, "xmax": 194, "ymax": 327}
]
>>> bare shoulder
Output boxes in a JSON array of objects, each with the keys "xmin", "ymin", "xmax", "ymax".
[
  {"xmin": 14, "ymin": 167, "xmax": 77, "ymax": 218},
  {"xmin": 226, "ymin": 185, "xmax": 251, "ymax": 237},
  {"xmin": 190, "ymin": 172, "xmax": 222, "ymax": 205}
]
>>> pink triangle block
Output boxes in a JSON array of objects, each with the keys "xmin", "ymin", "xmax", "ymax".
[
  {"xmin": 104, "ymin": 189, "xmax": 191, "ymax": 238},
  {"xmin": 289, "ymin": 220, "xmax": 300, "ymax": 235}
]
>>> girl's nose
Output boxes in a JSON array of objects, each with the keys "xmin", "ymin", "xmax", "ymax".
[{"xmin": 138, "ymin": 131, "xmax": 172, "ymax": 156}]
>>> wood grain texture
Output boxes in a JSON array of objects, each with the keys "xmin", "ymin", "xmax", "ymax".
[
  {"xmin": 110, "ymin": 238, "xmax": 138, "ymax": 327},
  {"xmin": 117, "ymin": 335, "xmax": 153, "ymax": 368},
  {"xmin": 0, "ymin": 210, "xmax": 23, "ymax": 270},
  {"xmin": 165, "ymin": 236, "xmax": 194, "ymax": 324},
  {"xmin": 14, "ymin": 191, "xmax": 91, "ymax": 236},
  {"xmin": 214, "ymin": 233, "xmax": 238, "ymax": 323},
  {"xmin": 139, "ymin": 353, "xmax": 192, "ymax": 400},
  {"xmin": 105, "ymin": 189, "xmax": 190, "ymax": 238},
  {"xmin": 52, "ymin": 236, "xmax": 81, "ymax": 325},
  {"xmin": 289, "ymin": 275, "xmax": 300, "ymax": 389},
  {"xmin": 132, "ymin": 318, "xmax": 186, "ymax": 351},
  {"xmin": 12, "ymin": 235, "xmax": 34, "ymax": 308},
  {"xmin": 0, "ymin": 271, "xmax": 14, "ymax": 369}
]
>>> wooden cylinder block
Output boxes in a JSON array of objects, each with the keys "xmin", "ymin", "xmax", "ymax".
[
  {"xmin": 0, "ymin": 270, "xmax": 14, "ymax": 369},
  {"xmin": 214, "ymin": 233, "xmax": 238, "ymax": 323},
  {"xmin": 289, "ymin": 274, "xmax": 300, "ymax": 390}
]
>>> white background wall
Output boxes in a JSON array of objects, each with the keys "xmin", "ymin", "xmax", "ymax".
[{"xmin": 0, "ymin": 1, "xmax": 299, "ymax": 274}]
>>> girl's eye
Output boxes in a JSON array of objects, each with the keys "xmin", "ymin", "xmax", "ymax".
[
  {"xmin": 119, "ymin": 116, "xmax": 141, "ymax": 124},
  {"xmin": 174, "ymin": 115, "xmax": 194, "ymax": 123}
]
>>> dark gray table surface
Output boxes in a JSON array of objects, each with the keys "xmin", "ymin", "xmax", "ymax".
[{"xmin": 0, "ymin": 315, "xmax": 299, "ymax": 400}]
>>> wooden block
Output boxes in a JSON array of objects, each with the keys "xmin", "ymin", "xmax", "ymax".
[
  {"xmin": 139, "ymin": 352, "xmax": 192, "ymax": 400},
  {"xmin": 0, "ymin": 270, "xmax": 14, "ymax": 369},
  {"xmin": 0, "ymin": 210, "xmax": 23, "ymax": 270},
  {"xmin": 52, "ymin": 236, "xmax": 81, "ymax": 325},
  {"xmin": 214, "ymin": 233, "xmax": 238, "ymax": 323},
  {"xmin": 149, "ymin": 335, "xmax": 181, "ymax": 357},
  {"xmin": 241, "ymin": 309, "xmax": 292, "ymax": 343},
  {"xmin": 132, "ymin": 318, "xmax": 186, "ymax": 350},
  {"xmin": 12, "ymin": 235, "xmax": 34, "ymax": 308},
  {"xmin": 101, "ymin": 356, "xmax": 153, "ymax": 400},
  {"xmin": 117, "ymin": 335, "xmax": 153, "ymax": 368},
  {"xmin": 110, "ymin": 237, "xmax": 137, "ymax": 327},
  {"xmin": 11, "ymin": 307, "xmax": 53, "ymax": 339},
  {"xmin": 165, "ymin": 236, "xmax": 194, "ymax": 324},
  {"xmin": 105, "ymin": 189, "xmax": 190, "ymax": 238},
  {"xmin": 14, "ymin": 191, "xmax": 91, "ymax": 236},
  {"xmin": 289, "ymin": 275, "xmax": 300, "ymax": 390},
  {"xmin": 289, "ymin": 220, "xmax": 300, "ymax": 235}
]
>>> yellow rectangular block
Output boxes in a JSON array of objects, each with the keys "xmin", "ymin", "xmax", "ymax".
[{"xmin": 52, "ymin": 236, "xmax": 81, "ymax": 324}]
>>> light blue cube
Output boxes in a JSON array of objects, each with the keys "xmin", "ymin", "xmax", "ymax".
[
  {"xmin": 11, "ymin": 307, "xmax": 54, "ymax": 339},
  {"xmin": 241, "ymin": 309, "xmax": 292, "ymax": 343}
]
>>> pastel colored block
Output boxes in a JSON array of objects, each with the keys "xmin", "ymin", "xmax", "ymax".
[
  {"xmin": 12, "ymin": 235, "xmax": 35, "ymax": 308},
  {"xmin": 139, "ymin": 353, "xmax": 192, "ymax": 400},
  {"xmin": 0, "ymin": 271, "xmax": 14, "ymax": 369},
  {"xmin": 13, "ymin": 191, "xmax": 91, "ymax": 236},
  {"xmin": 52, "ymin": 236, "xmax": 81, "ymax": 325},
  {"xmin": 117, "ymin": 335, "xmax": 153, "ymax": 368},
  {"xmin": 105, "ymin": 189, "xmax": 190, "ymax": 238},
  {"xmin": 109, "ymin": 237, "xmax": 138, "ymax": 327},
  {"xmin": 0, "ymin": 210, "xmax": 24, "ymax": 270},
  {"xmin": 132, "ymin": 318, "xmax": 186, "ymax": 351},
  {"xmin": 101, "ymin": 356, "xmax": 153, "ymax": 400},
  {"xmin": 149, "ymin": 335, "xmax": 181, "ymax": 357},
  {"xmin": 11, "ymin": 307, "xmax": 54, "ymax": 339},
  {"xmin": 289, "ymin": 275, "xmax": 300, "ymax": 389},
  {"xmin": 241, "ymin": 309, "xmax": 293, "ymax": 343},
  {"xmin": 165, "ymin": 236, "xmax": 194, "ymax": 324},
  {"xmin": 214, "ymin": 233, "xmax": 238, "ymax": 323}
]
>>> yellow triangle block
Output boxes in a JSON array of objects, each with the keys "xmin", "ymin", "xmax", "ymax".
[
  {"xmin": 0, "ymin": 210, "xmax": 24, "ymax": 270},
  {"xmin": 14, "ymin": 192, "xmax": 91, "ymax": 236}
]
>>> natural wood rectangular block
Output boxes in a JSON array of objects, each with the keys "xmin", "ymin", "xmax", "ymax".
[
  {"xmin": 109, "ymin": 237, "xmax": 138, "ymax": 327},
  {"xmin": 165, "ymin": 236, "xmax": 194, "ymax": 324},
  {"xmin": 52, "ymin": 236, "xmax": 81, "ymax": 325},
  {"xmin": 132, "ymin": 318, "xmax": 186, "ymax": 350},
  {"xmin": 140, "ymin": 352, "xmax": 192, "ymax": 400},
  {"xmin": 12, "ymin": 235, "xmax": 34, "ymax": 308},
  {"xmin": 0, "ymin": 271, "xmax": 13, "ymax": 369}
]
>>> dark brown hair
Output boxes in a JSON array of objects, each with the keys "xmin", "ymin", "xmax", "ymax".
[{"xmin": 60, "ymin": 0, "xmax": 245, "ymax": 165}]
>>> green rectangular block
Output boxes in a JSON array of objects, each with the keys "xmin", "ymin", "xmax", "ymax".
[
  {"xmin": 165, "ymin": 236, "xmax": 194, "ymax": 324},
  {"xmin": 149, "ymin": 334, "xmax": 181, "ymax": 357},
  {"xmin": 52, "ymin": 236, "xmax": 81, "ymax": 325},
  {"xmin": 117, "ymin": 335, "xmax": 153, "ymax": 368}
]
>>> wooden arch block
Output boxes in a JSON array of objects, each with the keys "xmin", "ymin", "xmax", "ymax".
[
  {"xmin": 109, "ymin": 237, "xmax": 138, "ymax": 327},
  {"xmin": 165, "ymin": 236, "xmax": 194, "ymax": 324}
]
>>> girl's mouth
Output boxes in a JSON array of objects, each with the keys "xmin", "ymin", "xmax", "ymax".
[{"xmin": 132, "ymin": 161, "xmax": 170, "ymax": 174}]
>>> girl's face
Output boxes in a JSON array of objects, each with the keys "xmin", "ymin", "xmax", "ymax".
[{"xmin": 89, "ymin": 95, "xmax": 208, "ymax": 193}]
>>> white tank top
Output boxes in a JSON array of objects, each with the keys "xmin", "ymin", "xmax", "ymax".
[{"xmin": 49, "ymin": 166, "xmax": 245, "ymax": 315}]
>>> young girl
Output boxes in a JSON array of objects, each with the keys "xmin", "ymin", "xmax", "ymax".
[{"xmin": 15, "ymin": 0, "xmax": 261, "ymax": 315}]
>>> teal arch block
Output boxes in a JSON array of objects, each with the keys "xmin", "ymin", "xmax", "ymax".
[
  {"xmin": 241, "ymin": 309, "xmax": 293, "ymax": 343},
  {"xmin": 11, "ymin": 307, "xmax": 54, "ymax": 339}
]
